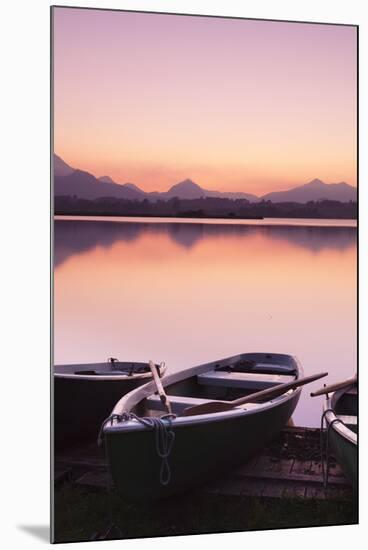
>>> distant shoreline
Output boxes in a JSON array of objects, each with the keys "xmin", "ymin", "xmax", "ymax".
[
  {"xmin": 54, "ymin": 194, "xmax": 357, "ymax": 221},
  {"xmin": 54, "ymin": 211, "xmax": 357, "ymax": 221},
  {"xmin": 54, "ymin": 211, "xmax": 264, "ymax": 221}
]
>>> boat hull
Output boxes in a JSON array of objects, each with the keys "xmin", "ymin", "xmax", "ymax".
[
  {"xmin": 105, "ymin": 384, "xmax": 300, "ymax": 500},
  {"xmin": 54, "ymin": 377, "xmax": 149, "ymax": 449},
  {"xmin": 324, "ymin": 387, "xmax": 357, "ymax": 490},
  {"xmin": 329, "ymin": 428, "xmax": 357, "ymax": 489},
  {"xmin": 54, "ymin": 362, "xmax": 165, "ymax": 450}
]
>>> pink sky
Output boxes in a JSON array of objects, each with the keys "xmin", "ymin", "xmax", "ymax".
[{"xmin": 53, "ymin": 8, "xmax": 357, "ymax": 194}]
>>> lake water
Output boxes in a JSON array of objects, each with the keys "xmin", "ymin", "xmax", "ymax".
[{"xmin": 54, "ymin": 216, "xmax": 357, "ymax": 427}]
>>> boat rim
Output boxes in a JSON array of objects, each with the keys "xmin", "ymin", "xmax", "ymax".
[
  {"xmin": 54, "ymin": 362, "xmax": 166, "ymax": 381},
  {"xmin": 324, "ymin": 388, "xmax": 357, "ymax": 446},
  {"xmin": 104, "ymin": 352, "xmax": 303, "ymax": 431}
]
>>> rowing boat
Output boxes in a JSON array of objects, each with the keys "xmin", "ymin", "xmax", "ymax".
[
  {"xmin": 323, "ymin": 381, "xmax": 357, "ymax": 490},
  {"xmin": 102, "ymin": 352, "xmax": 303, "ymax": 500},
  {"xmin": 54, "ymin": 359, "xmax": 166, "ymax": 449}
]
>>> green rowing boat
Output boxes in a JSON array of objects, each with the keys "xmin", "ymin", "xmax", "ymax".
[
  {"xmin": 102, "ymin": 352, "xmax": 304, "ymax": 500},
  {"xmin": 54, "ymin": 359, "xmax": 166, "ymax": 450},
  {"xmin": 323, "ymin": 382, "xmax": 357, "ymax": 490}
]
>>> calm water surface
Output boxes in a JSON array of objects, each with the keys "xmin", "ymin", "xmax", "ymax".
[{"xmin": 54, "ymin": 217, "xmax": 357, "ymax": 427}]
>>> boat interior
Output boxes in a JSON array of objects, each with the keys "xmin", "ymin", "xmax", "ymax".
[
  {"xmin": 333, "ymin": 386, "xmax": 358, "ymax": 434},
  {"xmin": 55, "ymin": 361, "xmax": 161, "ymax": 377},
  {"xmin": 133, "ymin": 354, "xmax": 299, "ymax": 417}
]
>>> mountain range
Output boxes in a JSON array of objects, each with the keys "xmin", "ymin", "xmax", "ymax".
[{"xmin": 54, "ymin": 154, "xmax": 357, "ymax": 204}]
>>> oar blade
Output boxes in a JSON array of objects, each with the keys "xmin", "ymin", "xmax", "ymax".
[
  {"xmin": 182, "ymin": 401, "xmax": 236, "ymax": 416},
  {"xmin": 183, "ymin": 371, "xmax": 328, "ymax": 417}
]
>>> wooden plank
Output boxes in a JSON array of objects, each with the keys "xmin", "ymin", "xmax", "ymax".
[
  {"xmin": 75, "ymin": 470, "xmax": 112, "ymax": 490},
  {"xmin": 256, "ymin": 470, "xmax": 344, "ymax": 485},
  {"xmin": 56, "ymin": 444, "xmax": 106, "ymax": 465},
  {"xmin": 326, "ymin": 461, "xmax": 346, "ymax": 479},
  {"xmin": 239, "ymin": 478, "xmax": 266, "ymax": 497},
  {"xmin": 329, "ymin": 486, "xmax": 354, "ymax": 500},
  {"xmin": 233, "ymin": 454, "xmax": 260, "ymax": 475},
  {"xmin": 236, "ymin": 456, "xmax": 294, "ymax": 478},
  {"xmin": 309, "ymin": 458, "xmax": 347, "ymax": 481},
  {"xmin": 308, "ymin": 460, "xmax": 346, "ymax": 489},
  {"xmin": 55, "ymin": 443, "xmax": 106, "ymax": 469},
  {"xmin": 54, "ymin": 466, "xmax": 72, "ymax": 486},
  {"xmin": 205, "ymin": 476, "xmax": 266, "ymax": 497},
  {"xmin": 309, "ymin": 460, "xmax": 323, "ymax": 479},
  {"xmin": 305, "ymin": 484, "xmax": 353, "ymax": 501},
  {"xmin": 234, "ymin": 462, "xmax": 348, "ymax": 486},
  {"xmin": 291, "ymin": 459, "xmax": 312, "ymax": 476},
  {"xmin": 247, "ymin": 455, "xmax": 276, "ymax": 476},
  {"xmin": 262, "ymin": 480, "xmax": 289, "ymax": 498},
  {"xmin": 305, "ymin": 485, "xmax": 328, "ymax": 500},
  {"xmin": 55, "ymin": 427, "xmax": 352, "ymax": 502},
  {"xmin": 268, "ymin": 457, "xmax": 294, "ymax": 476},
  {"xmin": 207, "ymin": 475, "xmax": 348, "ymax": 501},
  {"xmin": 57, "ymin": 457, "xmax": 107, "ymax": 470},
  {"xmin": 281, "ymin": 482, "xmax": 307, "ymax": 499}
]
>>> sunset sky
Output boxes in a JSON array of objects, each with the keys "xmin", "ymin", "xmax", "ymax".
[{"xmin": 53, "ymin": 8, "xmax": 357, "ymax": 195}]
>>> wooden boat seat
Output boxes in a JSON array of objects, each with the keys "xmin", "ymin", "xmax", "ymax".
[
  {"xmin": 234, "ymin": 362, "xmax": 297, "ymax": 374},
  {"xmin": 147, "ymin": 394, "xmax": 261, "ymax": 415},
  {"xmin": 147, "ymin": 394, "xmax": 215, "ymax": 415},
  {"xmin": 197, "ymin": 370, "xmax": 295, "ymax": 390},
  {"xmin": 337, "ymin": 414, "xmax": 357, "ymax": 426}
]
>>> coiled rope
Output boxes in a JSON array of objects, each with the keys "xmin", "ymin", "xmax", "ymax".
[
  {"xmin": 320, "ymin": 408, "xmax": 343, "ymax": 488},
  {"xmin": 98, "ymin": 412, "xmax": 177, "ymax": 486}
]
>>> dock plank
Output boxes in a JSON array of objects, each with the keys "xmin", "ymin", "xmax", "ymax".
[
  {"xmin": 281, "ymin": 482, "xmax": 307, "ymax": 499},
  {"xmin": 291, "ymin": 459, "xmax": 312, "ymax": 476},
  {"xmin": 326, "ymin": 461, "xmax": 346, "ymax": 479},
  {"xmin": 262, "ymin": 480, "xmax": 304, "ymax": 499},
  {"xmin": 309, "ymin": 460, "xmax": 323, "ymax": 478},
  {"xmin": 54, "ymin": 466, "xmax": 72, "ymax": 486},
  {"xmin": 54, "ymin": 427, "xmax": 353, "ymax": 501},
  {"xmin": 206, "ymin": 476, "xmax": 266, "ymax": 498},
  {"xmin": 233, "ymin": 454, "xmax": 259, "ymax": 475},
  {"xmin": 75, "ymin": 471, "xmax": 112, "ymax": 490}
]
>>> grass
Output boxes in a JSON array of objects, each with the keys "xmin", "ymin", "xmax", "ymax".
[{"xmin": 53, "ymin": 483, "xmax": 358, "ymax": 543}]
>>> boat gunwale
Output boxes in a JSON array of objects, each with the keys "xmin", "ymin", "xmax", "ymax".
[
  {"xmin": 104, "ymin": 352, "xmax": 303, "ymax": 431},
  {"xmin": 54, "ymin": 362, "xmax": 166, "ymax": 381},
  {"xmin": 324, "ymin": 387, "xmax": 357, "ymax": 446}
]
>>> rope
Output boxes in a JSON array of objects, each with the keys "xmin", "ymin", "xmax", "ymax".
[
  {"xmin": 98, "ymin": 412, "xmax": 177, "ymax": 485},
  {"xmin": 93, "ymin": 411, "xmax": 176, "ymax": 539},
  {"xmin": 320, "ymin": 408, "xmax": 343, "ymax": 489}
]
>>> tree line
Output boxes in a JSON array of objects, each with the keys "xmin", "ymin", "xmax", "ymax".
[{"xmin": 54, "ymin": 195, "xmax": 357, "ymax": 220}]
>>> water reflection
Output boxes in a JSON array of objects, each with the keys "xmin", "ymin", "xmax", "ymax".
[{"xmin": 54, "ymin": 219, "xmax": 356, "ymax": 268}]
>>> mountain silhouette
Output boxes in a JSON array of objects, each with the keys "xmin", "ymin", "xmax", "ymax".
[
  {"xmin": 204, "ymin": 189, "xmax": 259, "ymax": 201},
  {"xmin": 54, "ymin": 169, "xmax": 144, "ymax": 201},
  {"xmin": 98, "ymin": 175, "xmax": 116, "ymax": 184},
  {"xmin": 164, "ymin": 179, "xmax": 259, "ymax": 202},
  {"xmin": 123, "ymin": 182, "xmax": 146, "ymax": 195},
  {"xmin": 261, "ymin": 179, "xmax": 356, "ymax": 203},
  {"xmin": 165, "ymin": 179, "xmax": 207, "ymax": 199},
  {"xmin": 54, "ymin": 154, "xmax": 356, "ymax": 204},
  {"xmin": 54, "ymin": 154, "xmax": 75, "ymax": 177}
]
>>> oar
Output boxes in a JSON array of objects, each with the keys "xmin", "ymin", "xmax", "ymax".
[
  {"xmin": 149, "ymin": 360, "xmax": 172, "ymax": 414},
  {"xmin": 182, "ymin": 371, "xmax": 328, "ymax": 416},
  {"xmin": 310, "ymin": 375, "xmax": 357, "ymax": 397}
]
